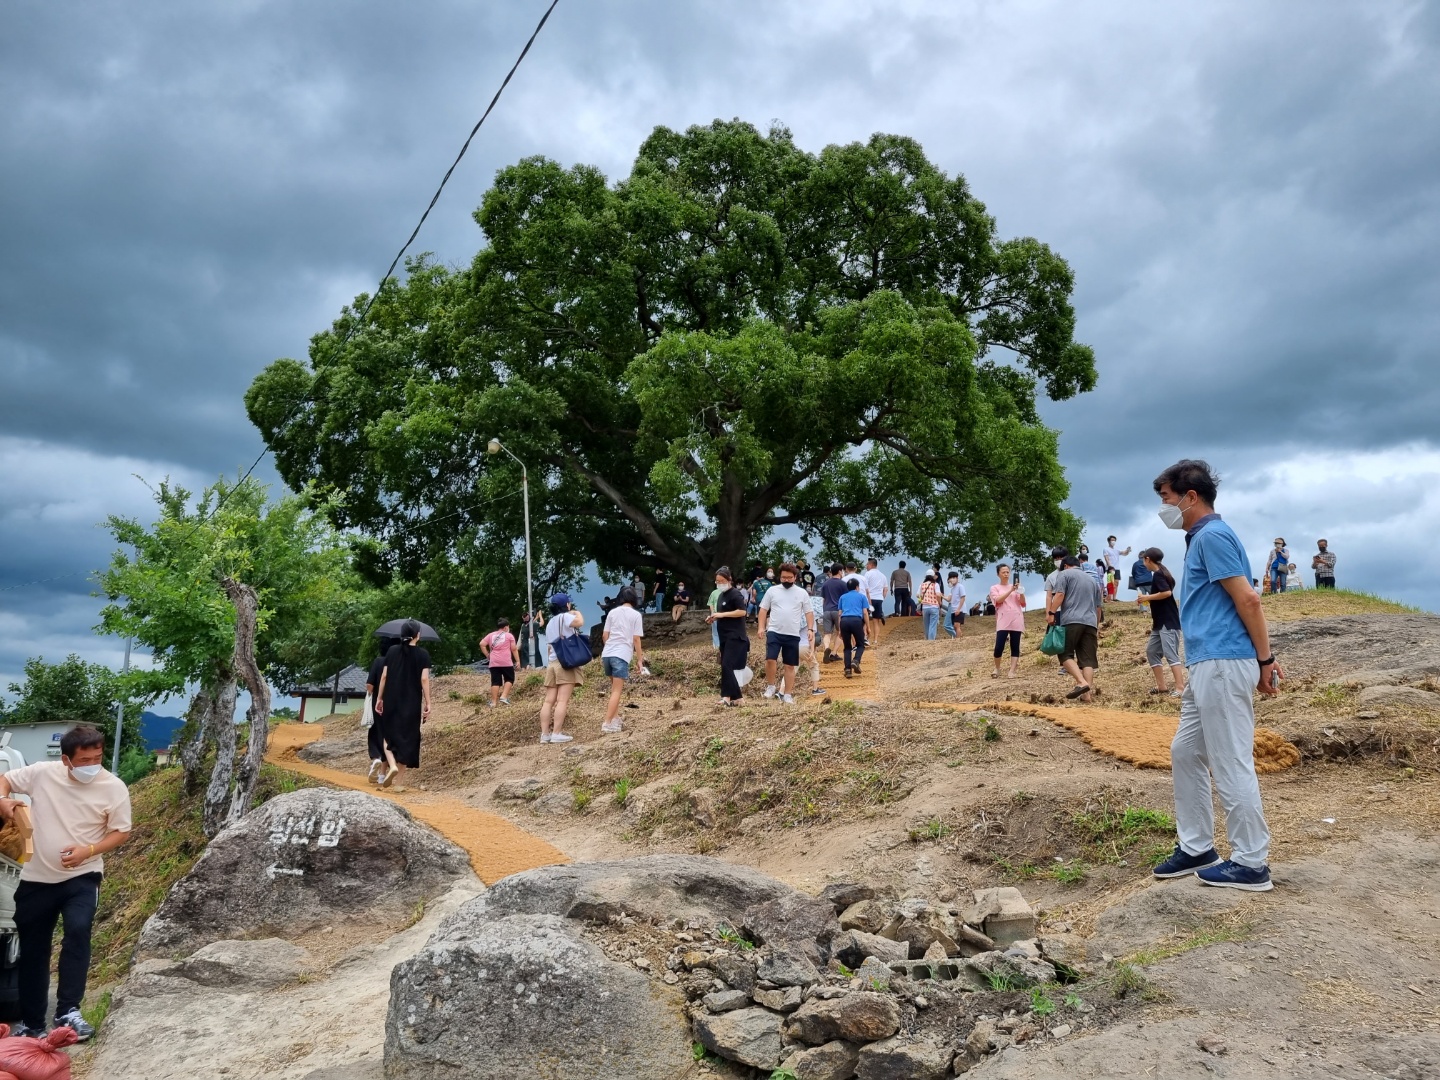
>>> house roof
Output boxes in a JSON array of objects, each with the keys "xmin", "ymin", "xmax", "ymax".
[{"xmin": 290, "ymin": 664, "xmax": 369, "ymax": 697}]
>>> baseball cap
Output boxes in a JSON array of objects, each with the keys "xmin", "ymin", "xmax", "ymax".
[{"xmin": 549, "ymin": 592, "xmax": 571, "ymax": 608}]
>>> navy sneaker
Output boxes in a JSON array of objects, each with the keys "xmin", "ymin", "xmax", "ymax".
[
  {"xmin": 1196, "ymin": 860, "xmax": 1273, "ymax": 892},
  {"xmin": 8, "ymin": 1022, "xmax": 46, "ymax": 1039},
  {"xmin": 1152, "ymin": 844, "xmax": 1223, "ymax": 879},
  {"xmin": 55, "ymin": 1008, "xmax": 96, "ymax": 1041}
]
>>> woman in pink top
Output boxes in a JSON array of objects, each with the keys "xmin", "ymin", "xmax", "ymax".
[
  {"xmin": 480, "ymin": 618, "xmax": 518, "ymax": 707},
  {"xmin": 989, "ymin": 564, "xmax": 1027, "ymax": 678}
]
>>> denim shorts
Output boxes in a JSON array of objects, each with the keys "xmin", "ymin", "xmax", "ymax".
[{"xmin": 601, "ymin": 656, "xmax": 630, "ymax": 679}]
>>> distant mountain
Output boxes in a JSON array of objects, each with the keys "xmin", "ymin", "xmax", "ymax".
[{"xmin": 140, "ymin": 711, "xmax": 184, "ymax": 751}]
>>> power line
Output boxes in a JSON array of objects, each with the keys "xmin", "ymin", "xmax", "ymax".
[{"xmin": 171, "ymin": 0, "xmax": 562, "ymax": 548}]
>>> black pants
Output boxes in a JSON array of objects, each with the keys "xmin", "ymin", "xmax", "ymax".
[
  {"xmin": 840, "ymin": 616, "xmax": 866, "ymax": 670},
  {"xmin": 367, "ymin": 717, "xmax": 386, "ymax": 759},
  {"xmin": 893, "ymin": 588, "xmax": 911, "ymax": 617},
  {"xmin": 994, "ymin": 630, "xmax": 1022, "ymax": 658},
  {"xmin": 16, "ymin": 872, "xmax": 101, "ymax": 1027},
  {"xmin": 1316, "ymin": 576, "xmax": 1336, "ymax": 589},
  {"xmin": 719, "ymin": 637, "xmax": 750, "ymax": 700},
  {"xmin": 870, "ymin": 599, "xmax": 886, "ymax": 624}
]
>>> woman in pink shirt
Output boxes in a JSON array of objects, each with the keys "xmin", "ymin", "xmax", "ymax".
[
  {"xmin": 989, "ymin": 564, "xmax": 1027, "ymax": 678},
  {"xmin": 480, "ymin": 618, "xmax": 518, "ymax": 707}
]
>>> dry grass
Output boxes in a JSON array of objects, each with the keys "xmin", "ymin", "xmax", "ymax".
[{"xmin": 1261, "ymin": 589, "xmax": 1424, "ymax": 621}]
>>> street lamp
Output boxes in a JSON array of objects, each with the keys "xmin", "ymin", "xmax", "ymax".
[{"xmin": 487, "ymin": 438, "xmax": 534, "ymax": 624}]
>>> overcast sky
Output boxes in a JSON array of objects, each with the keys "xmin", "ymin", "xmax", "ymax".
[{"xmin": 3, "ymin": 0, "xmax": 1438, "ymax": 698}]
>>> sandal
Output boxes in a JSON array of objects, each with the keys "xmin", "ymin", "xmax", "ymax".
[
  {"xmin": 1147, "ymin": 688, "xmax": 1168, "ymax": 695},
  {"xmin": 379, "ymin": 765, "xmax": 399, "ymax": 787},
  {"xmin": 1065, "ymin": 684, "xmax": 1092, "ymax": 700}
]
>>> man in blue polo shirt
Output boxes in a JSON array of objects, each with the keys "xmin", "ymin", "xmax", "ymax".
[{"xmin": 1150, "ymin": 459, "xmax": 1283, "ymax": 892}]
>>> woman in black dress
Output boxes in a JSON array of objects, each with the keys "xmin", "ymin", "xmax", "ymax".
[
  {"xmin": 363, "ymin": 637, "xmax": 397, "ymax": 784},
  {"xmin": 374, "ymin": 621, "xmax": 432, "ymax": 788}
]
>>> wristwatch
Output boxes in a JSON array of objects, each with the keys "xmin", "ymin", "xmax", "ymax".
[{"xmin": 1258, "ymin": 656, "xmax": 1275, "ymax": 666}]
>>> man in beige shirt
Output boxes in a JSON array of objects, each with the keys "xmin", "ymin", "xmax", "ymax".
[{"xmin": 0, "ymin": 724, "xmax": 132, "ymax": 1041}]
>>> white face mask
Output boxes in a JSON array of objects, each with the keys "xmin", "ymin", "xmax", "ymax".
[
  {"xmin": 69, "ymin": 764, "xmax": 102, "ymax": 783},
  {"xmin": 1157, "ymin": 503, "xmax": 1186, "ymax": 530}
]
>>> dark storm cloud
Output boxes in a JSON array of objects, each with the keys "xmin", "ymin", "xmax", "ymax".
[{"xmin": 4, "ymin": 0, "xmax": 1440, "ymax": 689}]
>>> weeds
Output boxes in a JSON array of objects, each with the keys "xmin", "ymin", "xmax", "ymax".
[
  {"xmin": 1050, "ymin": 861, "xmax": 1087, "ymax": 885},
  {"xmin": 1071, "ymin": 799, "xmax": 1174, "ymax": 864},
  {"xmin": 1108, "ymin": 960, "xmax": 1155, "ymax": 999},
  {"xmin": 701, "ymin": 737, "xmax": 726, "ymax": 770},
  {"xmin": 1128, "ymin": 912, "xmax": 1255, "ymax": 966},
  {"xmin": 572, "ymin": 788, "xmax": 592, "ymax": 813},
  {"xmin": 986, "ymin": 970, "xmax": 1026, "ymax": 992},
  {"xmin": 993, "ymin": 856, "xmax": 1039, "ymax": 881},
  {"xmin": 714, "ymin": 924, "xmax": 754, "ymax": 950},
  {"xmin": 981, "ymin": 719, "xmax": 1002, "ymax": 742},
  {"xmin": 1064, "ymin": 992, "xmax": 1084, "ymax": 1009},
  {"xmin": 1030, "ymin": 986, "xmax": 1056, "ymax": 1016},
  {"xmin": 1311, "ymin": 683, "xmax": 1350, "ymax": 708},
  {"xmin": 770, "ymin": 1069, "xmax": 801, "ymax": 1080},
  {"xmin": 908, "ymin": 817, "xmax": 952, "ymax": 842},
  {"xmin": 613, "ymin": 777, "xmax": 634, "ymax": 807},
  {"xmin": 81, "ymin": 989, "xmax": 112, "ymax": 1034}
]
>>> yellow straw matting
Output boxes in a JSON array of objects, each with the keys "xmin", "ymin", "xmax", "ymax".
[{"xmin": 916, "ymin": 702, "xmax": 1299, "ymax": 774}]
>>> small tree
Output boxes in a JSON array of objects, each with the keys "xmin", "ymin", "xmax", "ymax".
[
  {"xmin": 5, "ymin": 654, "xmax": 146, "ymax": 759},
  {"xmin": 98, "ymin": 476, "xmax": 362, "ymax": 835}
]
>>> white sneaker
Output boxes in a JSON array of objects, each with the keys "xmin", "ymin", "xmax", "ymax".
[
  {"xmin": 549, "ymin": 732, "xmax": 573, "ymax": 743},
  {"xmin": 500, "ymin": 697, "xmax": 512, "ymax": 705},
  {"xmin": 366, "ymin": 759, "xmax": 384, "ymax": 783},
  {"xmin": 539, "ymin": 733, "xmax": 551, "ymax": 743},
  {"xmin": 763, "ymin": 685, "xmax": 778, "ymax": 699},
  {"xmin": 601, "ymin": 721, "xmax": 623, "ymax": 733},
  {"xmin": 781, "ymin": 694, "xmax": 794, "ymax": 705}
]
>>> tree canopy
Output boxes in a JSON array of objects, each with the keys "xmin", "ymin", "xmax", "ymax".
[
  {"xmin": 4, "ymin": 654, "xmax": 145, "ymax": 759},
  {"xmin": 247, "ymin": 120, "xmax": 1095, "ymax": 617}
]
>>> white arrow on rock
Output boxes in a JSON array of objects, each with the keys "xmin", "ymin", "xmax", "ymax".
[{"xmin": 266, "ymin": 864, "xmax": 305, "ymax": 880}]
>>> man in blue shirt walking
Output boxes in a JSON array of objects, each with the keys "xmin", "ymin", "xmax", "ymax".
[{"xmin": 1150, "ymin": 459, "xmax": 1283, "ymax": 892}]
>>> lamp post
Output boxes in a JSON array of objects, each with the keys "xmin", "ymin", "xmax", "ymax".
[
  {"xmin": 111, "ymin": 636, "xmax": 132, "ymax": 774},
  {"xmin": 487, "ymin": 438, "xmax": 534, "ymax": 625}
]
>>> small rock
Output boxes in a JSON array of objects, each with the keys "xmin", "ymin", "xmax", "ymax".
[
  {"xmin": 688, "ymin": 787, "xmax": 718, "ymax": 829},
  {"xmin": 1356, "ymin": 710, "xmax": 1380, "ymax": 720},
  {"xmin": 1051, "ymin": 1024, "xmax": 1072, "ymax": 1039},
  {"xmin": 1197, "ymin": 1034, "xmax": 1227, "ymax": 1055},
  {"xmin": 818, "ymin": 882, "xmax": 875, "ymax": 912},
  {"xmin": 712, "ymin": 953, "xmax": 756, "ymax": 993},
  {"xmin": 833, "ymin": 930, "xmax": 909, "ymax": 968},
  {"xmin": 757, "ymin": 948, "xmax": 821, "ymax": 988},
  {"xmin": 702, "ymin": 988, "xmax": 751, "ymax": 1014},
  {"xmin": 1005, "ymin": 939, "xmax": 1041, "ymax": 960},
  {"xmin": 922, "ymin": 940, "xmax": 948, "ymax": 963},
  {"xmin": 913, "ymin": 995, "xmax": 928, "ymax": 1009},
  {"xmin": 663, "ymin": 971, "xmax": 680, "ymax": 985},
  {"xmin": 683, "ymin": 950, "xmax": 713, "ymax": 970},
  {"xmin": 855, "ymin": 1034, "xmax": 952, "ymax": 1079},
  {"xmin": 965, "ymin": 1019, "xmax": 997, "ymax": 1059},
  {"xmin": 838, "ymin": 899, "xmax": 888, "ymax": 935},
  {"xmin": 779, "ymin": 1039, "xmax": 861, "ymax": 1080},
  {"xmin": 964, "ymin": 950, "xmax": 1056, "ymax": 989},
  {"xmin": 692, "ymin": 1006, "xmax": 785, "ymax": 1070},
  {"xmin": 493, "ymin": 777, "xmax": 545, "ymax": 800},
  {"xmin": 632, "ymin": 957, "xmax": 651, "ymax": 971},
  {"xmin": 855, "ymin": 957, "xmax": 893, "ymax": 985},
  {"xmin": 752, "ymin": 985, "xmax": 803, "ymax": 1012},
  {"xmin": 786, "ymin": 993, "xmax": 902, "ymax": 1045}
]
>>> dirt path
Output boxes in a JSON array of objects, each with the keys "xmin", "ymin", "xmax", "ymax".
[{"xmin": 267, "ymin": 723, "xmax": 567, "ymax": 884}]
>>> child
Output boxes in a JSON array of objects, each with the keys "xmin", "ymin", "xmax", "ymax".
[
  {"xmin": 1106, "ymin": 566, "xmax": 1118, "ymax": 600},
  {"xmin": 480, "ymin": 619, "xmax": 518, "ymax": 707}
]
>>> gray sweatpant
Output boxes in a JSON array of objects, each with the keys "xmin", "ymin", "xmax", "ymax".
[{"xmin": 1171, "ymin": 657, "xmax": 1271, "ymax": 868}]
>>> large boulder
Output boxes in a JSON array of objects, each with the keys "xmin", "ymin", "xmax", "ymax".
[
  {"xmin": 387, "ymin": 911, "xmax": 692, "ymax": 1079},
  {"xmin": 385, "ymin": 856, "xmax": 827, "ymax": 1079},
  {"xmin": 137, "ymin": 789, "xmax": 470, "ymax": 957},
  {"xmin": 742, "ymin": 892, "xmax": 841, "ymax": 964},
  {"xmin": 785, "ymin": 992, "xmax": 902, "ymax": 1045},
  {"xmin": 480, "ymin": 854, "xmax": 803, "ymax": 928}
]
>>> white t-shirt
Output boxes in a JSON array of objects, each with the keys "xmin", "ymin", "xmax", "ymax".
[
  {"xmin": 863, "ymin": 568, "xmax": 888, "ymax": 599},
  {"xmin": 844, "ymin": 572, "xmax": 862, "ymax": 587},
  {"xmin": 760, "ymin": 584, "xmax": 810, "ymax": 637},
  {"xmin": 601, "ymin": 604, "xmax": 645, "ymax": 662},
  {"xmin": 545, "ymin": 611, "xmax": 583, "ymax": 664},
  {"xmin": 949, "ymin": 581, "xmax": 967, "ymax": 610},
  {"xmin": 4, "ymin": 761, "xmax": 132, "ymax": 884},
  {"xmin": 1103, "ymin": 545, "xmax": 1127, "ymax": 570}
]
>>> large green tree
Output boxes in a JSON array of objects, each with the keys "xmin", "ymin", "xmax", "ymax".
[{"xmin": 247, "ymin": 121, "xmax": 1094, "ymax": 605}]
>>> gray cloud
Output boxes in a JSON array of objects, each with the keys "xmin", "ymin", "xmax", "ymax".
[{"xmin": 3, "ymin": 0, "xmax": 1438, "ymax": 688}]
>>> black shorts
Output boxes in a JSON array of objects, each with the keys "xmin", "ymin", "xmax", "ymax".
[
  {"xmin": 489, "ymin": 665, "xmax": 516, "ymax": 687},
  {"xmin": 1060, "ymin": 624, "xmax": 1099, "ymax": 669},
  {"xmin": 952, "ymin": 611, "xmax": 966, "ymax": 624},
  {"xmin": 765, "ymin": 631, "xmax": 801, "ymax": 666}
]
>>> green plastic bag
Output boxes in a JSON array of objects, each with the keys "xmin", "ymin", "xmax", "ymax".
[{"xmin": 1039, "ymin": 623, "xmax": 1067, "ymax": 656}]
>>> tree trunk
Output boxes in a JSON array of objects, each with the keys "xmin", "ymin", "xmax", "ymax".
[
  {"xmin": 329, "ymin": 669, "xmax": 339, "ymax": 715},
  {"xmin": 224, "ymin": 579, "xmax": 271, "ymax": 828},
  {"xmin": 179, "ymin": 687, "xmax": 213, "ymax": 797},
  {"xmin": 202, "ymin": 674, "xmax": 239, "ymax": 837}
]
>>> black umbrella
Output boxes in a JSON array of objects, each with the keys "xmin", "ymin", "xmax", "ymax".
[{"xmin": 373, "ymin": 618, "xmax": 441, "ymax": 642}]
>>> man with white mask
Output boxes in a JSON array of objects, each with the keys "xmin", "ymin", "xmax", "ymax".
[
  {"xmin": 0, "ymin": 723, "xmax": 132, "ymax": 1040},
  {"xmin": 1151, "ymin": 460, "xmax": 1281, "ymax": 892}
]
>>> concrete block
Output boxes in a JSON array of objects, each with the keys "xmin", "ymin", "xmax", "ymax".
[{"xmin": 969, "ymin": 888, "xmax": 1035, "ymax": 948}]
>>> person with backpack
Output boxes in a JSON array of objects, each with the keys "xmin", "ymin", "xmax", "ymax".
[
  {"xmin": 1130, "ymin": 555, "xmax": 1154, "ymax": 599},
  {"xmin": 917, "ymin": 573, "xmax": 944, "ymax": 640},
  {"xmin": 480, "ymin": 618, "xmax": 518, "ymax": 708},
  {"xmin": 538, "ymin": 593, "xmax": 584, "ymax": 744}
]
